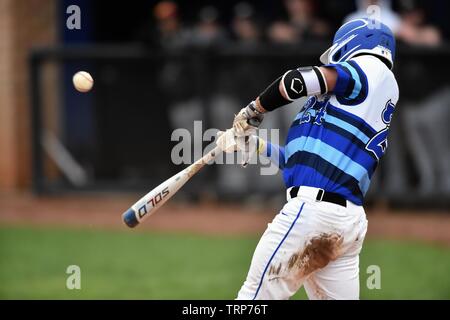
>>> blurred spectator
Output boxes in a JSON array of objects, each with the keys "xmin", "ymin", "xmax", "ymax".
[
  {"xmin": 344, "ymin": 0, "xmax": 402, "ymax": 34},
  {"xmin": 402, "ymin": 87, "xmax": 450, "ymax": 196},
  {"xmin": 344, "ymin": 0, "xmax": 442, "ymax": 47},
  {"xmin": 190, "ymin": 6, "xmax": 229, "ymax": 47},
  {"xmin": 231, "ymin": 2, "xmax": 262, "ymax": 46},
  {"xmin": 396, "ymin": 1, "xmax": 442, "ymax": 47},
  {"xmin": 150, "ymin": 1, "xmax": 191, "ymax": 49},
  {"xmin": 268, "ymin": 0, "xmax": 330, "ymax": 44}
]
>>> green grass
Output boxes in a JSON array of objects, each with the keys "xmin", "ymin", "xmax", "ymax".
[{"xmin": 0, "ymin": 226, "xmax": 449, "ymax": 299}]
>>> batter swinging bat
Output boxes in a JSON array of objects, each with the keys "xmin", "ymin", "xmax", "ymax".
[{"xmin": 122, "ymin": 146, "xmax": 222, "ymax": 228}]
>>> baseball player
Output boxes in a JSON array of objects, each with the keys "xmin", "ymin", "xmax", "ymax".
[{"xmin": 216, "ymin": 18, "xmax": 399, "ymax": 299}]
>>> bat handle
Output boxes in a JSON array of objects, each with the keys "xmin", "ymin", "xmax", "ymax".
[
  {"xmin": 185, "ymin": 146, "xmax": 222, "ymax": 177},
  {"xmin": 201, "ymin": 146, "xmax": 222, "ymax": 163}
]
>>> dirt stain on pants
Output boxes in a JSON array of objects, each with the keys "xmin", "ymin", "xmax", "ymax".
[{"xmin": 288, "ymin": 232, "xmax": 343, "ymax": 279}]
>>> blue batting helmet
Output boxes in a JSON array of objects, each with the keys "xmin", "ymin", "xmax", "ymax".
[{"xmin": 320, "ymin": 18, "xmax": 396, "ymax": 69}]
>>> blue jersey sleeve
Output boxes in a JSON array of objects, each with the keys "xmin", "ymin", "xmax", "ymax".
[
  {"xmin": 263, "ymin": 142, "xmax": 286, "ymax": 170},
  {"xmin": 325, "ymin": 60, "xmax": 368, "ymax": 106}
]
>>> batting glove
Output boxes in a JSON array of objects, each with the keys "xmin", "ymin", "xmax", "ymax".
[
  {"xmin": 233, "ymin": 101, "xmax": 265, "ymax": 137},
  {"xmin": 216, "ymin": 129, "xmax": 264, "ymax": 168}
]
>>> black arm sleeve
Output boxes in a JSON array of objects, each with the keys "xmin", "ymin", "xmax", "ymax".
[{"xmin": 258, "ymin": 76, "xmax": 290, "ymax": 112}]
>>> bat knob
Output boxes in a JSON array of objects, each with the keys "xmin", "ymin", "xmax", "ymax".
[{"xmin": 122, "ymin": 208, "xmax": 139, "ymax": 228}]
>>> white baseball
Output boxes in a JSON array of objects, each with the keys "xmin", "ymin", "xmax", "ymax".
[{"xmin": 73, "ymin": 71, "xmax": 94, "ymax": 92}]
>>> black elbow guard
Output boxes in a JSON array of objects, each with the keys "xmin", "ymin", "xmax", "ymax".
[{"xmin": 259, "ymin": 66, "xmax": 327, "ymax": 112}]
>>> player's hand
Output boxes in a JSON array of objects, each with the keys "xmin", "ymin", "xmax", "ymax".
[
  {"xmin": 235, "ymin": 134, "xmax": 259, "ymax": 168},
  {"xmin": 216, "ymin": 129, "xmax": 238, "ymax": 154},
  {"xmin": 233, "ymin": 101, "xmax": 264, "ymax": 137},
  {"xmin": 215, "ymin": 129, "xmax": 259, "ymax": 168}
]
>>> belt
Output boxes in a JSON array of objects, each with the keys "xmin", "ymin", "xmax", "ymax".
[{"xmin": 289, "ymin": 186, "xmax": 347, "ymax": 207}]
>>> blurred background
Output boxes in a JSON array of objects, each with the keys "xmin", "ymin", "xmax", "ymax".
[{"xmin": 0, "ymin": 0, "xmax": 449, "ymax": 299}]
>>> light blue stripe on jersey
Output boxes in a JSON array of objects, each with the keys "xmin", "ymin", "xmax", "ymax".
[
  {"xmin": 325, "ymin": 114, "xmax": 370, "ymax": 144},
  {"xmin": 285, "ymin": 136, "xmax": 371, "ymax": 194},
  {"xmin": 342, "ymin": 62, "xmax": 362, "ymax": 99},
  {"xmin": 287, "ymin": 121, "xmax": 376, "ymax": 175}
]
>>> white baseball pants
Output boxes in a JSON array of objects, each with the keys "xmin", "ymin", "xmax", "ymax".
[{"xmin": 237, "ymin": 186, "xmax": 368, "ymax": 300}]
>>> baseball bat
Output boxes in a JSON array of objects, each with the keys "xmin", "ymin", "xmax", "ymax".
[{"xmin": 122, "ymin": 146, "xmax": 222, "ymax": 228}]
